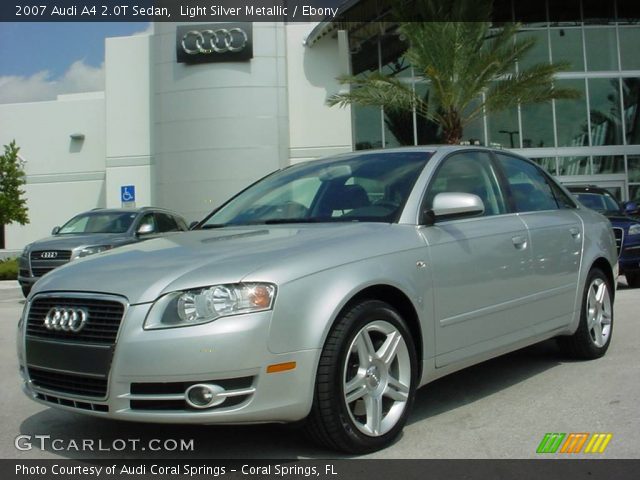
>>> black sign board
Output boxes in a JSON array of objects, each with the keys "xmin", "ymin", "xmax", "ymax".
[{"xmin": 176, "ymin": 23, "xmax": 253, "ymax": 64}]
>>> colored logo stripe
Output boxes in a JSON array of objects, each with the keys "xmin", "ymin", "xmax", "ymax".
[
  {"xmin": 537, "ymin": 433, "xmax": 566, "ymax": 453},
  {"xmin": 560, "ymin": 433, "xmax": 589, "ymax": 453},
  {"xmin": 537, "ymin": 433, "xmax": 612, "ymax": 454},
  {"xmin": 584, "ymin": 433, "xmax": 613, "ymax": 453}
]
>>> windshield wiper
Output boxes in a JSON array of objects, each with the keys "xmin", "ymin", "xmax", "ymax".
[
  {"xmin": 200, "ymin": 224, "xmax": 228, "ymax": 229},
  {"xmin": 263, "ymin": 218, "xmax": 320, "ymax": 224}
]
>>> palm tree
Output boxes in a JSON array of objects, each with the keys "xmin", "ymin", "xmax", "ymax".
[{"xmin": 328, "ymin": 0, "xmax": 581, "ymax": 144}]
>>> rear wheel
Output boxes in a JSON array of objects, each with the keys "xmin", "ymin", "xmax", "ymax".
[
  {"xmin": 625, "ymin": 272, "xmax": 640, "ymax": 288},
  {"xmin": 558, "ymin": 268, "xmax": 613, "ymax": 359},
  {"xmin": 306, "ymin": 300, "xmax": 417, "ymax": 453}
]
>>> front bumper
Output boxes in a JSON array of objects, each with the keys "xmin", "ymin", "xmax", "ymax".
[
  {"xmin": 18, "ymin": 299, "xmax": 319, "ymax": 424},
  {"xmin": 619, "ymin": 239, "xmax": 640, "ymax": 274}
]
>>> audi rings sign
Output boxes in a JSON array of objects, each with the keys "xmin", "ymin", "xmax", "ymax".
[
  {"xmin": 43, "ymin": 307, "xmax": 89, "ymax": 333},
  {"xmin": 177, "ymin": 23, "xmax": 253, "ymax": 64}
]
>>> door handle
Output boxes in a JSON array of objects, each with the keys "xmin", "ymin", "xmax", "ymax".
[
  {"xmin": 512, "ymin": 235, "xmax": 528, "ymax": 249},
  {"xmin": 569, "ymin": 227, "xmax": 581, "ymax": 239}
]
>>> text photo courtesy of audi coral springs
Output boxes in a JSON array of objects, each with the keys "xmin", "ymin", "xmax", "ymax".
[{"xmin": 17, "ymin": 147, "xmax": 617, "ymax": 453}]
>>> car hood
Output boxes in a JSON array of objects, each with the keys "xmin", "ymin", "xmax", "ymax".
[
  {"xmin": 27, "ymin": 233, "xmax": 130, "ymax": 251},
  {"xmin": 32, "ymin": 223, "xmax": 422, "ymax": 304}
]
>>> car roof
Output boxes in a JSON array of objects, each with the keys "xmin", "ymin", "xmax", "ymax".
[{"xmin": 84, "ymin": 207, "xmax": 181, "ymax": 215}]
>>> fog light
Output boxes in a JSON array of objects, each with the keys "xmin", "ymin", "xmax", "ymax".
[{"xmin": 185, "ymin": 383, "xmax": 226, "ymax": 409}]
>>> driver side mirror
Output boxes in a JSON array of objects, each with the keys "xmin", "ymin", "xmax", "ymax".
[
  {"xmin": 421, "ymin": 192, "xmax": 485, "ymax": 225},
  {"xmin": 623, "ymin": 201, "xmax": 638, "ymax": 214},
  {"xmin": 51, "ymin": 226, "xmax": 60, "ymax": 235},
  {"xmin": 136, "ymin": 223, "xmax": 155, "ymax": 236}
]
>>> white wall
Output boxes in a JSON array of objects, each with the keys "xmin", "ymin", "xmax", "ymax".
[
  {"xmin": 105, "ymin": 34, "xmax": 153, "ymax": 208},
  {"xmin": 0, "ymin": 93, "xmax": 106, "ymax": 250},
  {"xmin": 285, "ymin": 24, "xmax": 352, "ymax": 163},
  {"xmin": 151, "ymin": 22, "xmax": 291, "ymax": 222}
]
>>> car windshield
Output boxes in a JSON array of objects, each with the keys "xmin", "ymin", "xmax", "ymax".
[
  {"xmin": 573, "ymin": 192, "xmax": 621, "ymax": 213},
  {"xmin": 58, "ymin": 212, "xmax": 138, "ymax": 234},
  {"xmin": 201, "ymin": 152, "xmax": 431, "ymax": 227}
]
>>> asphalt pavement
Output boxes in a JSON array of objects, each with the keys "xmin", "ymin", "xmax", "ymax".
[{"xmin": 0, "ymin": 280, "xmax": 638, "ymax": 459}]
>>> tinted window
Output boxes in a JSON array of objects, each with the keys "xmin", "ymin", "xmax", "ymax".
[
  {"xmin": 201, "ymin": 152, "xmax": 431, "ymax": 227},
  {"xmin": 156, "ymin": 213, "xmax": 180, "ymax": 232},
  {"xmin": 496, "ymin": 154, "xmax": 559, "ymax": 212},
  {"xmin": 425, "ymin": 151, "xmax": 507, "ymax": 216},
  {"xmin": 58, "ymin": 212, "xmax": 137, "ymax": 234},
  {"xmin": 138, "ymin": 213, "xmax": 157, "ymax": 233}
]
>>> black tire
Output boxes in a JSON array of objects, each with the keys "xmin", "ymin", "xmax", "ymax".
[
  {"xmin": 558, "ymin": 268, "xmax": 613, "ymax": 359},
  {"xmin": 305, "ymin": 300, "xmax": 417, "ymax": 454},
  {"xmin": 21, "ymin": 285, "xmax": 31, "ymax": 298},
  {"xmin": 625, "ymin": 272, "xmax": 640, "ymax": 288}
]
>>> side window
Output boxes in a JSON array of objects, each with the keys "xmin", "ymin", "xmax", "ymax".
[
  {"xmin": 156, "ymin": 213, "xmax": 180, "ymax": 232},
  {"xmin": 496, "ymin": 154, "xmax": 559, "ymax": 212},
  {"xmin": 425, "ymin": 151, "xmax": 507, "ymax": 216}
]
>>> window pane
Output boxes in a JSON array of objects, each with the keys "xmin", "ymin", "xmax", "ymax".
[
  {"xmin": 487, "ymin": 107, "xmax": 520, "ymax": 148},
  {"xmin": 517, "ymin": 30, "xmax": 550, "ymax": 69},
  {"xmin": 622, "ymin": 78, "xmax": 640, "ymax": 145},
  {"xmin": 584, "ymin": 28, "xmax": 619, "ymax": 71},
  {"xmin": 521, "ymin": 102, "xmax": 555, "ymax": 148},
  {"xmin": 549, "ymin": 0, "xmax": 580, "ymax": 25},
  {"xmin": 589, "ymin": 78, "xmax": 623, "ymax": 146},
  {"xmin": 550, "ymin": 27, "xmax": 584, "ymax": 70},
  {"xmin": 532, "ymin": 157, "xmax": 558, "ymax": 175},
  {"xmin": 630, "ymin": 184, "xmax": 640, "ymax": 203},
  {"xmin": 592, "ymin": 155, "xmax": 625, "ymax": 174},
  {"xmin": 628, "ymin": 157, "xmax": 640, "ymax": 183},
  {"xmin": 558, "ymin": 156, "xmax": 590, "ymax": 175},
  {"xmin": 384, "ymin": 111, "xmax": 405, "ymax": 147},
  {"xmin": 413, "ymin": 83, "xmax": 443, "ymax": 145},
  {"xmin": 354, "ymin": 105, "xmax": 382, "ymax": 150},
  {"xmin": 619, "ymin": 27, "xmax": 640, "ymax": 70},
  {"xmin": 496, "ymin": 154, "xmax": 559, "ymax": 212},
  {"xmin": 555, "ymin": 79, "xmax": 589, "ymax": 147},
  {"xmin": 426, "ymin": 151, "xmax": 507, "ymax": 216},
  {"xmin": 461, "ymin": 95, "xmax": 485, "ymax": 146},
  {"xmin": 582, "ymin": 0, "xmax": 616, "ymax": 24}
]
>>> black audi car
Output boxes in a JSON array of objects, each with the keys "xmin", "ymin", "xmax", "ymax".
[{"xmin": 567, "ymin": 185, "xmax": 640, "ymax": 288}]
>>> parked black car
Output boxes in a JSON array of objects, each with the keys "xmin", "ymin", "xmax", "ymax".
[
  {"xmin": 18, "ymin": 207, "xmax": 188, "ymax": 297},
  {"xmin": 567, "ymin": 185, "xmax": 640, "ymax": 287}
]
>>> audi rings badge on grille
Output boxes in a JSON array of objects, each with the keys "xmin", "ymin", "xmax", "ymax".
[
  {"xmin": 181, "ymin": 28, "xmax": 248, "ymax": 55},
  {"xmin": 40, "ymin": 252, "xmax": 58, "ymax": 259},
  {"xmin": 43, "ymin": 307, "xmax": 89, "ymax": 333}
]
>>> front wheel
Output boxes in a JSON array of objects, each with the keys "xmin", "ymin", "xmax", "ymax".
[
  {"xmin": 306, "ymin": 300, "xmax": 417, "ymax": 453},
  {"xmin": 558, "ymin": 268, "xmax": 613, "ymax": 359}
]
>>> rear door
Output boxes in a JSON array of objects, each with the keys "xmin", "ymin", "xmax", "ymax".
[{"xmin": 494, "ymin": 153, "xmax": 583, "ymax": 333}]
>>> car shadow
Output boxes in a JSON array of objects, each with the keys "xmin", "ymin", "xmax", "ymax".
[
  {"xmin": 409, "ymin": 339, "xmax": 563, "ymax": 425},
  {"xmin": 19, "ymin": 339, "xmax": 571, "ymax": 460}
]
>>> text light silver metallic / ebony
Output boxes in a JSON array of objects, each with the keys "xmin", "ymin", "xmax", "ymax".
[{"xmin": 43, "ymin": 307, "xmax": 88, "ymax": 333}]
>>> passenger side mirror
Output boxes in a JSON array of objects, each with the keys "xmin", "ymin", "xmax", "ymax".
[
  {"xmin": 422, "ymin": 192, "xmax": 485, "ymax": 225},
  {"xmin": 51, "ymin": 226, "xmax": 60, "ymax": 235}
]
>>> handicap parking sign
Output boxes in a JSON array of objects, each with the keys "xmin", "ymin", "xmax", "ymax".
[{"xmin": 121, "ymin": 185, "xmax": 136, "ymax": 207}]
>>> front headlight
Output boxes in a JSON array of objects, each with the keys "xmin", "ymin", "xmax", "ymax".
[
  {"xmin": 628, "ymin": 223, "xmax": 640, "ymax": 236},
  {"xmin": 144, "ymin": 283, "xmax": 276, "ymax": 330},
  {"xmin": 73, "ymin": 245, "xmax": 113, "ymax": 260}
]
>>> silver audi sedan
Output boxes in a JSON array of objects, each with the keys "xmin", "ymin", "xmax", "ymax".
[{"xmin": 17, "ymin": 147, "xmax": 617, "ymax": 453}]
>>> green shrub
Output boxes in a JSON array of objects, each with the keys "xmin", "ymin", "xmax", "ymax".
[{"xmin": 0, "ymin": 257, "xmax": 18, "ymax": 280}]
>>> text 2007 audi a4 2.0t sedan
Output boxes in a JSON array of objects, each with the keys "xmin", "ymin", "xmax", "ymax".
[{"xmin": 17, "ymin": 147, "xmax": 617, "ymax": 453}]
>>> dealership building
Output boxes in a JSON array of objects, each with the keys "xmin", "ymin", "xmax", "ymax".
[{"xmin": 2, "ymin": 0, "xmax": 640, "ymax": 252}]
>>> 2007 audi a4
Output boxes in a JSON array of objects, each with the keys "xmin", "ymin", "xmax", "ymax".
[{"xmin": 17, "ymin": 146, "xmax": 617, "ymax": 453}]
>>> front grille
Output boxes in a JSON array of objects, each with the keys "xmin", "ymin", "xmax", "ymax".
[
  {"xmin": 26, "ymin": 297, "xmax": 125, "ymax": 345},
  {"xmin": 29, "ymin": 250, "xmax": 72, "ymax": 277},
  {"xmin": 35, "ymin": 392, "xmax": 109, "ymax": 412},
  {"xmin": 28, "ymin": 367, "xmax": 108, "ymax": 398},
  {"xmin": 613, "ymin": 228, "xmax": 623, "ymax": 256}
]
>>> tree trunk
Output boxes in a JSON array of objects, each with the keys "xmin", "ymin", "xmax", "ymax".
[{"xmin": 442, "ymin": 111, "xmax": 463, "ymax": 144}]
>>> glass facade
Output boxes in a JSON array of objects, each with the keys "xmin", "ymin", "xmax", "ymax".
[{"xmin": 348, "ymin": 0, "xmax": 640, "ymax": 202}]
